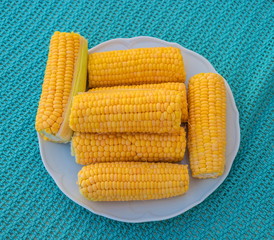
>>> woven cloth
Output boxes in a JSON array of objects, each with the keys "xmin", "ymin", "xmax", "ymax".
[{"xmin": 1, "ymin": 0, "xmax": 273, "ymax": 239}]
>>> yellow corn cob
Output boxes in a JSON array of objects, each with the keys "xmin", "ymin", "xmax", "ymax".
[
  {"xmin": 188, "ymin": 73, "xmax": 226, "ymax": 178},
  {"xmin": 88, "ymin": 47, "xmax": 186, "ymax": 88},
  {"xmin": 35, "ymin": 31, "xmax": 88, "ymax": 142},
  {"xmin": 71, "ymin": 128, "xmax": 186, "ymax": 164},
  {"xmin": 69, "ymin": 89, "xmax": 182, "ymax": 133},
  {"xmin": 78, "ymin": 162, "xmax": 189, "ymax": 201},
  {"xmin": 89, "ymin": 82, "xmax": 188, "ymax": 122}
]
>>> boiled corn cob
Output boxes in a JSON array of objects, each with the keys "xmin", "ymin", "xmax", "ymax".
[
  {"xmin": 78, "ymin": 162, "xmax": 189, "ymax": 201},
  {"xmin": 72, "ymin": 128, "xmax": 186, "ymax": 164},
  {"xmin": 88, "ymin": 47, "xmax": 186, "ymax": 88},
  {"xmin": 35, "ymin": 31, "xmax": 88, "ymax": 142},
  {"xmin": 69, "ymin": 89, "xmax": 182, "ymax": 133},
  {"xmin": 188, "ymin": 73, "xmax": 226, "ymax": 178},
  {"xmin": 89, "ymin": 82, "xmax": 188, "ymax": 122}
]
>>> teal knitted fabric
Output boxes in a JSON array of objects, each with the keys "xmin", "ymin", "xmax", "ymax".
[{"xmin": 1, "ymin": 0, "xmax": 273, "ymax": 239}]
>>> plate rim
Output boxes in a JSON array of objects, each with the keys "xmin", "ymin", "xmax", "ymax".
[{"xmin": 38, "ymin": 36, "xmax": 240, "ymax": 223}]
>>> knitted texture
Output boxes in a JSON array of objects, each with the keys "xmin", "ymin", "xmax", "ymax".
[{"xmin": 0, "ymin": 0, "xmax": 273, "ymax": 239}]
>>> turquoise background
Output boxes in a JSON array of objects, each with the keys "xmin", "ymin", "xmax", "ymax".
[{"xmin": 1, "ymin": 0, "xmax": 273, "ymax": 239}]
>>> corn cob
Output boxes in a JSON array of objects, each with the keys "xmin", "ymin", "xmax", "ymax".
[
  {"xmin": 88, "ymin": 47, "xmax": 186, "ymax": 88},
  {"xmin": 89, "ymin": 82, "xmax": 188, "ymax": 122},
  {"xmin": 188, "ymin": 73, "xmax": 226, "ymax": 178},
  {"xmin": 71, "ymin": 128, "xmax": 186, "ymax": 164},
  {"xmin": 78, "ymin": 162, "xmax": 189, "ymax": 201},
  {"xmin": 69, "ymin": 89, "xmax": 182, "ymax": 133},
  {"xmin": 35, "ymin": 31, "xmax": 88, "ymax": 142}
]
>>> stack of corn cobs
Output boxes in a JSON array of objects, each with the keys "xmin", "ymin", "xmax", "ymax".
[{"xmin": 36, "ymin": 32, "xmax": 226, "ymax": 202}]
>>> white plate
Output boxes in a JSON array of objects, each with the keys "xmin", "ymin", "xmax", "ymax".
[{"xmin": 38, "ymin": 36, "xmax": 240, "ymax": 223}]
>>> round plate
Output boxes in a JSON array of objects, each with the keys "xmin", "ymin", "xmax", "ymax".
[{"xmin": 38, "ymin": 36, "xmax": 240, "ymax": 223}]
